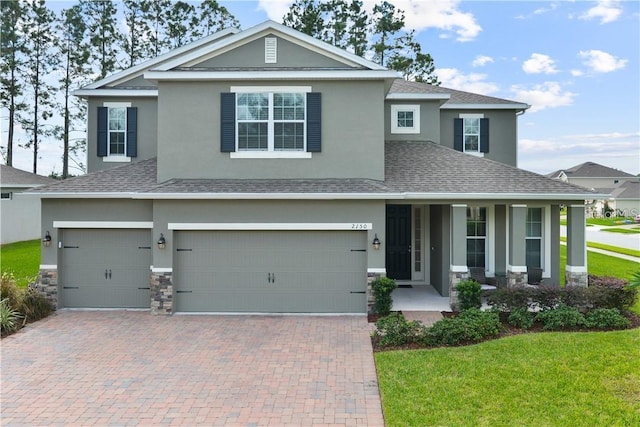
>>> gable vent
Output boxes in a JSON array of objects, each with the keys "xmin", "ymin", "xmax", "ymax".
[{"xmin": 265, "ymin": 37, "xmax": 277, "ymax": 64}]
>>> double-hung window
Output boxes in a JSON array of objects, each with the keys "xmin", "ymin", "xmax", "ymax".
[
  {"xmin": 526, "ymin": 208, "xmax": 543, "ymax": 268},
  {"xmin": 97, "ymin": 103, "xmax": 138, "ymax": 161},
  {"xmin": 466, "ymin": 207, "xmax": 487, "ymax": 268},
  {"xmin": 108, "ymin": 107, "xmax": 127, "ymax": 155},
  {"xmin": 463, "ymin": 117, "xmax": 480, "ymax": 152},
  {"xmin": 223, "ymin": 87, "xmax": 320, "ymax": 158},
  {"xmin": 237, "ymin": 92, "xmax": 305, "ymax": 151},
  {"xmin": 454, "ymin": 114, "xmax": 489, "ymax": 154}
]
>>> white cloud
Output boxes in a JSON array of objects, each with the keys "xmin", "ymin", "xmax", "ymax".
[
  {"xmin": 522, "ymin": 53, "xmax": 559, "ymax": 74},
  {"xmin": 579, "ymin": 0, "xmax": 622, "ymax": 24},
  {"xmin": 510, "ymin": 82, "xmax": 576, "ymax": 113},
  {"xmin": 472, "ymin": 55, "xmax": 493, "ymax": 67},
  {"xmin": 392, "ymin": 0, "xmax": 482, "ymax": 42},
  {"xmin": 571, "ymin": 69, "xmax": 584, "ymax": 77},
  {"xmin": 578, "ymin": 49, "xmax": 627, "ymax": 73},
  {"xmin": 518, "ymin": 132, "xmax": 640, "ymax": 174},
  {"xmin": 516, "ymin": 3, "xmax": 559, "ymax": 20},
  {"xmin": 437, "ymin": 68, "xmax": 499, "ymax": 94},
  {"xmin": 256, "ymin": 0, "xmax": 292, "ymax": 22}
]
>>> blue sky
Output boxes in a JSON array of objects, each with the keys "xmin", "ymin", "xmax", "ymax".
[{"xmin": 6, "ymin": 0, "xmax": 639, "ymax": 176}]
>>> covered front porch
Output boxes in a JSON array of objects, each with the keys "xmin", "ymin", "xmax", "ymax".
[{"xmin": 382, "ymin": 202, "xmax": 588, "ymax": 308}]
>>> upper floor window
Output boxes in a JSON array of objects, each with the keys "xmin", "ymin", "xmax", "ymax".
[
  {"xmin": 221, "ymin": 87, "xmax": 321, "ymax": 158},
  {"xmin": 454, "ymin": 114, "xmax": 489, "ymax": 154},
  {"xmin": 97, "ymin": 103, "xmax": 137, "ymax": 162},
  {"xmin": 391, "ymin": 105, "xmax": 420, "ymax": 134}
]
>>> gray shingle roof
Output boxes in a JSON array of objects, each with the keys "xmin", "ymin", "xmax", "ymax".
[
  {"xmin": 610, "ymin": 180, "xmax": 640, "ymax": 200},
  {"xmin": 388, "ymin": 80, "xmax": 526, "ymax": 106},
  {"xmin": 548, "ymin": 162, "xmax": 634, "ymax": 179},
  {"xmin": 27, "ymin": 143, "xmax": 597, "ymax": 199},
  {"xmin": 384, "ymin": 141, "xmax": 597, "ymax": 195},
  {"xmin": 0, "ymin": 165, "xmax": 55, "ymax": 187}
]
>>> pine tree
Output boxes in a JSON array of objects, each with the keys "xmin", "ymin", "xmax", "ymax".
[
  {"xmin": 283, "ymin": 0, "xmax": 325, "ymax": 37},
  {"xmin": 55, "ymin": 4, "xmax": 91, "ymax": 178},
  {"xmin": 0, "ymin": 0, "xmax": 27, "ymax": 166},
  {"xmin": 80, "ymin": 0, "xmax": 120, "ymax": 79},
  {"xmin": 165, "ymin": 1, "xmax": 198, "ymax": 48},
  {"xmin": 122, "ymin": 0, "xmax": 152, "ymax": 68},
  {"xmin": 144, "ymin": 0, "xmax": 172, "ymax": 57},
  {"xmin": 197, "ymin": 0, "xmax": 239, "ymax": 37},
  {"xmin": 20, "ymin": 0, "xmax": 59, "ymax": 174}
]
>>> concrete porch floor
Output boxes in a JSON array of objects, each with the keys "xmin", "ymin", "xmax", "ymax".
[{"xmin": 391, "ymin": 284, "xmax": 451, "ymax": 312}]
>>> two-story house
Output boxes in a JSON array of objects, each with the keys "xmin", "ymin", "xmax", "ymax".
[{"xmin": 31, "ymin": 21, "xmax": 596, "ymax": 314}]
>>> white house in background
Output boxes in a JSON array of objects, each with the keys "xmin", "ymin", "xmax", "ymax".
[
  {"xmin": 1, "ymin": 165, "xmax": 55, "ymax": 244},
  {"xmin": 547, "ymin": 162, "xmax": 638, "ymax": 217}
]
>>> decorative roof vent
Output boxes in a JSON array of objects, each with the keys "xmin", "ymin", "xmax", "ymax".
[{"xmin": 265, "ymin": 37, "xmax": 277, "ymax": 64}]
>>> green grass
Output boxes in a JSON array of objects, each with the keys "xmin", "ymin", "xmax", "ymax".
[
  {"xmin": 559, "ymin": 245, "xmax": 638, "ymax": 287},
  {"xmin": 602, "ymin": 227, "xmax": 640, "ymax": 234},
  {"xmin": 560, "ymin": 237, "xmax": 640, "ymax": 258},
  {"xmin": 376, "ymin": 329, "xmax": 640, "ymax": 427},
  {"xmin": 587, "ymin": 217, "xmax": 635, "ymax": 226},
  {"xmin": 0, "ymin": 239, "xmax": 40, "ymax": 288}
]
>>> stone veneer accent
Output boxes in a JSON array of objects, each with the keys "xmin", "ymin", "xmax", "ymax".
[
  {"xmin": 37, "ymin": 268, "xmax": 58, "ymax": 309},
  {"xmin": 150, "ymin": 271, "xmax": 173, "ymax": 315},
  {"xmin": 448, "ymin": 269, "xmax": 469, "ymax": 312},
  {"xmin": 507, "ymin": 270, "xmax": 528, "ymax": 288},
  {"xmin": 565, "ymin": 270, "xmax": 588, "ymax": 287}
]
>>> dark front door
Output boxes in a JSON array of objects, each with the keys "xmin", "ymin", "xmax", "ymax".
[{"xmin": 386, "ymin": 205, "xmax": 411, "ymax": 280}]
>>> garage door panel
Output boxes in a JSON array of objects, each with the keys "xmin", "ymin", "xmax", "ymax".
[
  {"xmin": 174, "ymin": 230, "xmax": 367, "ymax": 313},
  {"xmin": 61, "ymin": 229, "xmax": 151, "ymax": 308}
]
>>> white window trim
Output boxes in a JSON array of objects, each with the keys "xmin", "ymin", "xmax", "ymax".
[
  {"xmin": 466, "ymin": 205, "xmax": 489, "ymax": 270},
  {"xmin": 391, "ymin": 104, "xmax": 420, "ymax": 134},
  {"xmin": 459, "ymin": 113, "xmax": 484, "ymax": 157},
  {"xmin": 231, "ymin": 87, "xmax": 313, "ymax": 158},
  {"xmin": 103, "ymin": 102, "xmax": 132, "ymax": 162},
  {"xmin": 525, "ymin": 207, "xmax": 545, "ymax": 269}
]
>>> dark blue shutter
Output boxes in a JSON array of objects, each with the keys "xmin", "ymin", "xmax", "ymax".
[
  {"xmin": 97, "ymin": 107, "xmax": 108, "ymax": 157},
  {"xmin": 480, "ymin": 118, "xmax": 489, "ymax": 153},
  {"xmin": 220, "ymin": 92, "xmax": 236, "ymax": 152},
  {"xmin": 126, "ymin": 107, "xmax": 138, "ymax": 157},
  {"xmin": 453, "ymin": 118, "xmax": 463, "ymax": 152},
  {"xmin": 306, "ymin": 92, "xmax": 321, "ymax": 152}
]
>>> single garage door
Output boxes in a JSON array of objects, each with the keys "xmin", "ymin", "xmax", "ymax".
[
  {"xmin": 174, "ymin": 230, "xmax": 368, "ymax": 313},
  {"xmin": 60, "ymin": 229, "xmax": 152, "ymax": 308}
]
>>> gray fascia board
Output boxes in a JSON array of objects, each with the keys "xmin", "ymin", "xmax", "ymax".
[
  {"xmin": 23, "ymin": 192, "xmax": 140, "ymax": 199},
  {"xmin": 386, "ymin": 93, "xmax": 451, "ymax": 100},
  {"xmin": 73, "ymin": 89, "xmax": 158, "ymax": 98},
  {"xmin": 441, "ymin": 103, "xmax": 530, "ymax": 110},
  {"xmin": 144, "ymin": 70, "xmax": 401, "ymax": 81},
  {"xmin": 156, "ymin": 20, "xmax": 388, "ymax": 72},
  {"xmin": 82, "ymin": 27, "xmax": 240, "ymax": 89}
]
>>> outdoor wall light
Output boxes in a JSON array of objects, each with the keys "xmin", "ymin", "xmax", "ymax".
[
  {"xmin": 372, "ymin": 234, "xmax": 381, "ymax": 250},
  {"xmin": 42, "ymin": 231, "xmax": 52, "ymax": 247},
  {"xmin": 157, "ymin": 233, "xmax": 167, "ymax": 249}
]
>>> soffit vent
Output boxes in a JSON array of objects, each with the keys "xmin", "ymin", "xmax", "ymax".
[{"xmin": 265, "ymin": 37, "xmax": 277, "ymax": 64}]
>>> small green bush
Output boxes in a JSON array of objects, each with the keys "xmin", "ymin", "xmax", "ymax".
[
  {"xmin": 487, "ymin": 286, "xmax": 532, "ymax": 312},
  {"xmin": 584, "ymin": 308, "xmax": 630, "ymax": 329},
  {"xmin": 456, "ymin": 279, "xmax": 482, "ymax": 311},
  {"xmin": 373, "ymin": 313, "xmax": 427, "ymax": 348},
  {"xmin": 1, "ymin": 298, "xmax": 24, "ymax": 334},
  {"xmin": 1, "ymin": 273, "xmax": 21, "ymax": 309},
  {"xmin": 507, "ymin": 307, "xmax": 535, "ymax": 329},
  {"xmin": 20, "ymin": 286, "xmax": 53, "ymax": 322},
  {"xmin": 536, "ymin": 305, "xmax": 585, "ymax": 331},
  {"xmin": 425, "ymin": 309, "xmax": 501, "ymax": 346},
  {"xmin": 372, "ymin": 276, "xmax": 397, "ymax": 316}
]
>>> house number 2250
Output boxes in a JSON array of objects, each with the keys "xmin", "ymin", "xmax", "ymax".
[{"xmin": 351, "ymin": 223, "xmax": 369, "ymax": 229}]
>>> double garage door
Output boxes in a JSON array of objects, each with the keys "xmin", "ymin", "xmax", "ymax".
[{"xmin": 60, "ymin": 229, "xmax": 367, "ymax": 313}]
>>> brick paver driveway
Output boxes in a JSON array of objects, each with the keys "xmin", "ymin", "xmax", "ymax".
[{"xmin": 1, "ymin": 311, "xmax": 384, "ymax": 426}]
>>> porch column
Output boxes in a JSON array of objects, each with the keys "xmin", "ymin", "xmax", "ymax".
[
  {"xmin": 566, "ymin": 204, "xmax": 588, "ymax": 287},
  {"xmin": 507, "ymin": 204, "xmax": 528, "ymax": 287},
  {"xmin": 449, "ymin": 204, "xmax": 468, "ymax": 310},
  {"xmin": 549, "ymin": 204, "xmax": 561, "ymax": 286}
]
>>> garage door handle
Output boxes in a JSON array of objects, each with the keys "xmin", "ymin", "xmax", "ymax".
[
  {"xmin": 63, "ymin": 286, "xmax": 79, "ymax": 289},
  {"xmin": 267, "ymin": 273, "xmax": 271, "ymax": 283},
  {"xmin": 176, "ymin": 290, "xmax": 192, "ymax": 294},
  {"xmin": 105, "ymin": 269, "xmax": 108, "ymax": 279},
  {"xmin": 108, "ymin": 269, "xmax": 112, "ymax": 279},
  {"xmin": 138, "ymin": 287, "xmax": 150, "ymax": 290},
  {"xmin": 350, "ymin": 291, "xmax": 366, "ymax": 294}
]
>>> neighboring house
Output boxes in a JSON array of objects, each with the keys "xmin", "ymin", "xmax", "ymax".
[
  {"xmin": 28, "ymin": 21, "xmax": 597, "ymax": 314},
  {"xmin": 1, "ymin": 165, "xmax": 54, "ymax": 244},
  {"xmin": 547, "ymin": 162, "xmax": 638, "ymax": 216}
]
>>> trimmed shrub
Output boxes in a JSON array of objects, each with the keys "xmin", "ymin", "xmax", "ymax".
[
  {"xmin": 560, "ymin": 286, "xmax": 590, "ymax": 311},
  {"xmin": 372, "ymin": 276, "xmax": 397, "ymax": 316},
  {"xmin": 587, "ymin": 275, "xmax": 636, "ymax": 311},
  {"xmin": 424, "ymin": 309, "xmax": 501, "ymax": 346},
  {"xmin": 507, "ymin": 307, "xmax": 535, "ymax": 329},
  {"xmin": 373, "ymin": 313, "xmax": 427, "ymax": 348},
  {"xmin": 20, "ymin": 286, "xmax": 53, "ymax": 322},
  {"xmin": 456, "ymin": 279, "xmax": 482, "ymax": 311},
  {"xmin": 535, "ymin": 305, "xmax": 585, "ymax": 331},
  {"xmin": 530, "ymin": 285, "xmax": 561, "ymax": 311},
  {"xmin": 486, "ymin": 286, "xmax": 532, "ymax": 312},
  {"xmin": 585, "ymin": 308, "xmax": 630, "ymax": 329}
]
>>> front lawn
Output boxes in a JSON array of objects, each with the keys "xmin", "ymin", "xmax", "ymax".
[
  {"xmin": 601, "ymin": 227, "xmax": 640, "ymax": 234},
  {"xmin": 586, "ymin": 217, "xmax": 635, "ymax": 226},
  {"xmin": 559, "ymin": 245, "xmax": 638, "ymax": 287},
  {"xmin": 376, "ymin": 329, "xmax": 640, "ymax": 426},
  {"xmin": 0, "ymin": 239, "xmax": 40, "ymax": 288}
]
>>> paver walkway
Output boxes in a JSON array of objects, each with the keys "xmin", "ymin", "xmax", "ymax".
[{"xmin": 1, "ymin": 311, "xmax": 384, "ymax": 426}]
